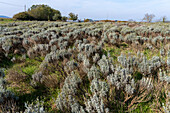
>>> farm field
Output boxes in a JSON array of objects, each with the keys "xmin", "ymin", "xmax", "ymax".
[{"xmin": 0, "ymin": 21, "xmax": 169, "ymax": 112}]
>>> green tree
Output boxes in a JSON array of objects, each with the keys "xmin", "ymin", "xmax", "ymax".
[
  {"xmin": 13, "ymin": 12, "xmax": 34, "ymax": 20},
  {"xmin": 68, "ymin": 13, "xmax": 78, "ymax": 20},
  {"xmin": 28, "ymin": 4, "xmax": 61, "ymax": 21},
  {"xmin": 162, "ymin": 16, "xmax": 167, "ymax": 23},
  {"xmin": 53, "ymin": 14, "xmax": 62, "ymax": 21},
  {"xmin": 62, "ymin": 16, "xmax": 68, "ymax": 22}
]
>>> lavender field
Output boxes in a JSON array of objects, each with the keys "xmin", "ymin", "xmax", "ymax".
[{"xmin": 0, "ymin": 21, "xmax": 169, "ymax": 112}]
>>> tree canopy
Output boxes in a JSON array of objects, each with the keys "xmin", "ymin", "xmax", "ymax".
[
  {"xmin": 68, "ymin": 13, "xmax": 78, "ymax": 21},
  {"xmin": 13, "ymin": 12, "xmax": 34, "ymax": 20},
  {"xmin": 13, "ymin": 4, "xmax": 79, "ymax": 21},
  {"xmin": 28, "ymin": 4, "xmax": 61, "ymax": 21}
]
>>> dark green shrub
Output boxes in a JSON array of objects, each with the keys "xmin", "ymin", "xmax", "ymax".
[
  {"xmin": 134, "ymin": 71, "xmax": 143, "ymax": 81},
  {"xmin": 61, "ymin": 16, "xmax": 68, "ymax": 22},
  {"xmin": 13, "ymin": 12, "xmax": 34, "ymax": 20},
  {"xmin": 28, "ymin": 4, "xmax": 61, "ymax": 21}
]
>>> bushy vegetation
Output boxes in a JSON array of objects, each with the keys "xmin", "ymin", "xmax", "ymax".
[
  {"xmin": 0, "ymin": 21, "xmax": 169, "ymax": 112},
  {"xmin": 0, "ymin": 18, "xmax": 15, "ymax": 24},
  {"xmin": 68, "ymin": 13, "xmax": 78, "ymax": 21},
  {"xmin": 28, "ymin": 4, "xmax": 61, "ymax": 21},
  {"xmin": 12, "ymin": 4, "xmax": 79, "ymax": 21},
  {"xmin": 13, "ymin": 12, "xmax": 34, "ymax": 20},
  {"xmin": 13, "ymin": 4, "xmax": 63, "ymax": 21}
]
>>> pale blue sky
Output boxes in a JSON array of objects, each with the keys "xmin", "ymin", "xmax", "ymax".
[{"xmin": 0, "ymin": 0, "xmax": 169, "ymax": 21}]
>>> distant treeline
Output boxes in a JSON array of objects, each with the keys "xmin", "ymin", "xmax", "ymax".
[{"xmin": 13, "ymin": 4, "xmax": 78, "ymax": 21}]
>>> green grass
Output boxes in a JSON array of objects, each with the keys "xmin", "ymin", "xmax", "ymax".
[
  {"xmin": 131, "ymin": 102, "xmax": 153, "ymax": 113},
  {"xmin": 143, "ymin": 48, "xmax": 160, "ymax": 60},
  {"xmin": 105, "ymin": 46, "xmax": 122, "ymax": 62},
  {"xmin": 5, "ymin": 56, "xmax": 63, "ymax": 112},
  {"xmin": 22, "ymin": 65, "xmax": 37, "ymax": 76},
  {"xmin": 0, "ymin": 18, "xmax": 33, "ymax": 24},
  {"xmin": 0, "ymin": 18, "xmax": 15, "ymax": 24},
  {"xmin": 21, "ymin": 57, "xmax": 43, "ymax": 75}
]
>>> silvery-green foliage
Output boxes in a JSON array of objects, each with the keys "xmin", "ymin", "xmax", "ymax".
[
  {"xmin": 69, "ymin": 97, "xmax": 86, "ymax": 113},
  {"xmin": 51, "ymin": 45, "xmax": 57, "ymax": 51},
  {"xmin": 90, "ymin": 79, "xmax": 109, "ymax": 97},
  {"xmin": 118, "ymin": 35, "xmax": 124, "ymax": 41},
  {"xmin": 63, "ymin": 72, "xmax": 81, "ymax": 95},
  {"xmin": 137, "ymin": 51, "xmax": 141, "ymax": 57},
  {"xmin": 0, "ymin": 26, "xmax": 4, "ymax": 32},
  {"xmin": 85, "ymin": 92, "xmax": 109, "ymax": 113},
  {"xmin": 84, "ymin": 44, "xmax": 95, "ymax": 57},
  {"xmin": 167, "ymin": 51, "xmax": 170, "ymax": 57},
  {"xmin": 97, "ymin": 55, "xmax": 111, "ymax": 75},
  {"xmin": 44, "ymin": 51, "xmax": 57, "ymax": 63},
  {"xmin": 22, "ymin": 54, "xmax": 27, "ymax": 60},
  {"xmin": 121, "ymin": 26, "xmax": 133, "ymax": 35},
  {"xmin": 152, "ymin": 37, "xmax": 158, "ymax": 45},
  {"xmin": 28, "ymin": 44, "xmax": 49, "ymax": 57},
  {"xmin": 65, "ymin": 60, "xmax": 78, "ymax": 71},
  {"xmin": 0, "ymin": 69, "xmax": 18, "ymax": 112},
  {"xmin": 102, "ymin": 36, "xmax": 108, "ymax": 43},
  {"xmin": 118, "ymin": 54, "xmax": 129, "ymax": 67},
  {"xmin": 139, "ymin": 56, "xmax": 152, "ymax": 74},
  {"xmin": 49, "ymin": 39, "xmax": 58, "ymax": 46},
  {"xmin": 139, "ymin": 77, "xmax": 153, "ymax": 90},
  {"xmin": 0, "ymin": 68, "xmax": 5, "ymax": 78},
  {"xmin": 124, "ymin": 33, "xmax": 136, "ymax": 42},
  {"xmin": 166, "ymin": 36, "xmax": 170, "ymax": 42},
  {"xmin": 151, "ymin": 56, "xmax": 161, "ymax": 69},
  {"xmin": 1, "ymin": 21, "xmax": 170, "ymax": 112},
  {"xmin": 2, "ymin": 41, "xmax": 11, "ymax": 55},
  {"xmin": 160, "ymin": 48, "xmax": 165, "ymax": 56},
  {"xmin": 118, "ymin": 54, "xmax": 137, "ymax": 74},
  {"xmin": 83, "ymin": 39, "xmax": 88, "ymax": 44},
  {"xmin": 68, "ymin": 48, "xmax": 72, "ymax": 53},
  {"xmin": 44, "ymin": 49, "xmax": 72, "ymax": 63},
  {"xmin": 107, "ymin": 67, "xmax": 136, "ymax": 93},
  {"xmin": 73, "ymin": 46, "xmax": 76, "ymax": 51},
  {"xmin": 159, "ymin": 69, "xmax": 170, "ymax": 83},
  {"xmin": 77, "ymin": 53, "xmax": 84, "ymax": 62},
  {"xmin": 63, "ymin": 41, "xmax": 68, "ymax": 48},
  {"xmin": 118, "ymin": 54, "xmax": 137, "ymax": 68},
  {"xmin": 146, "ymin": 43, "xmax": 153, "ymax": 50},
  {"xmin": 83, "ymin": 57, "xmax": 90, "ymax": 68},
  {"xmin": 0, "ymin": 68, "xmax": 8, "ymax": 93},
  {"xmin": 157, "ymin": 36, "xmax": 164, "ymax": 42},
  {"xmin": 111, "ymin": 39, "xmax": 116, "ymax": 44},
  {"xmin": 98, "ymin": 41, "xmax": 104, "ymax": 48},
  {"xmin": 167, "ymin": 57, "xmax": 170, "ymax": 67},
  {"xmin": 126, "ymin": 78, "xmax": 136, "ymax": 94},
  {"xmin": 87, "ymin": 65, "xmax": 100, "ymax": 80},
  {"xmin": 0, "ymin": 78, "xmax": 6, "ymax": 94},
  {"xmin": 74, "ymin": 40, "xmax": 82, "ymax": 46},
  {"xmin": 162, "ymin": 102, "xmax": 170, "ymax": 113},
  {"xmin": 77, "ymin": 43, "xmax": 85, "ymax": 52},
  {"xmin": 24, "ymin": 98, "xmax": 45, "ymax": 113},
  {"xmin": 93, "ymin": 53, "xmax": 100, "ymax": 63},
  {"xmin": 32, "ymin": 72, "xmax": 44, "ymax": 84},
  {"xmin": 108, "ymin": 33, "xmax": 116, "ymax": 39},
  {"xmin": 125, "ymin": 84, "xmax": 135, "ymax": 95},
  {"xmin": 118, "ymin": 53, "xmax": 162, "ymax": 75},
  {"xmin": 55, "ymin": 72, "xmax": 82, "ymax": 111},
  {"xmin": 95, "ymin": 45, "xmax": 102, "ymax": 53},
  {"xmin": 11, "ymin": 57, "xmax": 16, "ymax": 62}
]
